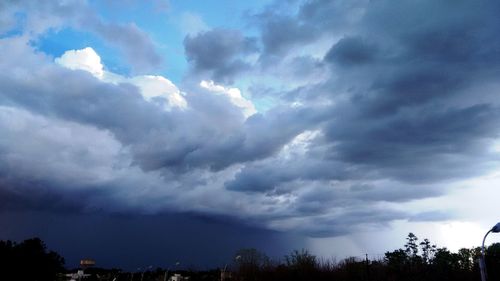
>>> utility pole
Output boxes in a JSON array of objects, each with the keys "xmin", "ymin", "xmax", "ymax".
[
  {"xmin": 365, "ymin": 254, "xmax": 370, "ymax": 281},
  {"xmin": 479, "ymin": 222, "xmax": 500, "ymax": 281}
]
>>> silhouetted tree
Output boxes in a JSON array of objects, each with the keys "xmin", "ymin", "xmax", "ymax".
[
  {"xmin": 284, "ymin": 249, "xmax": 317, "ymax": 270},
  {"xmin": 385, "ymin": 249, "xmax": 407, "ymax": 271},
  {"xmin": 0, "ymin": 237, "xmax": 65, "ymax": 281},
  {"xmin": 456, "ymin": 248, "xmax": 474, "ymax": 271},
  {"xmin": 485, "ymin": 243, "xmax": 500, "ymax": 280},
  {"xmin": 419, "ymin": 238, "xmax": 436, "ymax": 264},
  {"xmin": 284, "ymin": 249, "xmax": 318, "ymax": 281},
  {"xmin": 234, "ymin": 248, "xmax": 269, "ymax": 281}
]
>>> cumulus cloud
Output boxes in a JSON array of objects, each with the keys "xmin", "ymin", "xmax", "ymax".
[
  {"xmin": 55, "ymin": 47, "xmax": 105, "ymax": 78},
  {"xmin": 131, "ymin": 75, "xmax": 187, "ymax": 108},
  {"xmin": 57, "ymin": 47, "xmax": 187, "ymax": 110},
  {"xmin": 0, "ymin": 39, "xmax": 320, "ymax": 223},
  {"xmin": 200, "ymin": 80, "xmax": 256, "ymax": 118},
  {"xmin": 184, "ymin": 28, "xmax": 258, "ymax": 83}
]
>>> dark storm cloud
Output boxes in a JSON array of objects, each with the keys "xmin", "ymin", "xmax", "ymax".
[
  {"xmin": 3, "ymin": 0, "xmax": 500, "ymax": 242},
  {"xmin": 324, "ymin": 37, "xmax": 378, "ymax": 67},
  {"xmin": 258, "ymin": 15, "xmax": 318, "ymax": 57},
  {"xmin": 255, "ymin": 0, "xmax": 500, "ymax": 176},
  {"xmin": 201, "ymin": 106, "xmax": 327, "ymax": 170},
  {"xmin": 317, "ymin": 0, "xmax": 500, "ymax": 183},
  {"xmin": 225, "ymin": 158, "xmax": 352, "ymax": 193},
  {"xmin": 0, "ymin": 183, "xmax": 77, "ymax": 213},
  {"xmin": 224, "ymin": 0, "xmax": 500, "ymax": 228},
  {"xmin": 328, "ymin": 104, "xmax": 500, "ymax": 180},
  {"xmin": 0, "ymin": 182, "xmax": 107, "ymax": 214},
  {"xmin": 184, "ymin": 29, "xmax": 258, "ymax": 83},
  {"xmin": 253, "ymin": 0, "xmax": 366, "ymax": 61},
  {"xmin": 304, "ymin": 208, "xmax": 408, "ymax": 237}
]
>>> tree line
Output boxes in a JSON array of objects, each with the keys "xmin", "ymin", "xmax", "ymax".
[
  {"xmin": 208, "ymin": 233, "xmax": 500, "ymax": 281},
  {"xmin": 2, "ymin": 234, "xmax": 500, "ymax": 281}
]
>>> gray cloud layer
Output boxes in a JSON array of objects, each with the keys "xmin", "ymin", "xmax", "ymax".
[{"xmin": 184, "ymin": 28, "xmax": 258, "ymax": 83}]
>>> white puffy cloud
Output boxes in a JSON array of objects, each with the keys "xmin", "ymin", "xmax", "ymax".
[
  {"xmin": 130, "ymin": 75, "xmax": 187, "ymax": 108},
  {"xmin": 56, "ymin": 47, "xmax": 187, "ymax": 110},
  {"xmin": 55, "ymin": 47, "xmax": 104, "ymax": 78},
  {"xmin": 200, "ymin": 80, "xmax": 256, "ymax": 118}
]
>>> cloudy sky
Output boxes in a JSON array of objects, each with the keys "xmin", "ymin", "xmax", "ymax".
[{"xmin": 2, "ymin": 0, "xmax": 500, "ymax": 269}]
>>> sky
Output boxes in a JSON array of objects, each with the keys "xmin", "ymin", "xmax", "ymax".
[{"xmin": 1, "ymin": 0, "xmax": 500, "ymax": 270}]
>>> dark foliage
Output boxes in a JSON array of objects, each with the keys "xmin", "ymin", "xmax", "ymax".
[
  {"xmin": 0, "ymin": 237, "xmax": 65, "ymax": 281},
  {"xmin": 4, "ymin": 234, "xmax": 500, "ymax": 281},
  {"xmin": 217, "ymin": 233, "xmax": 494, "ymax": 281}
]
